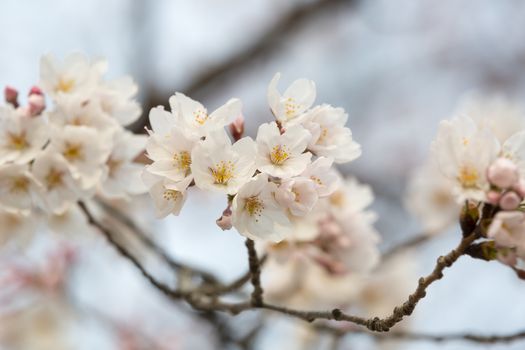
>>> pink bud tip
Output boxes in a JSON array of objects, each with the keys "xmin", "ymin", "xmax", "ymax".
[
  {"xmin": 500, "ymin": 191, "xmax": 522, "ymax": 210},
  {"xmin": 229, "ymin": 114, "xmax": 245, "ymax": 141},
  {"xmin": 487, "ymin": 158, "xmax": 520, "ymax": 189},
  {"xmin": 4, "ymin": 86, "xmax": 19, "ymax": 106},
  {"xmin": 487, "ymin": 191, "xmax": 502, "ymax": 205},
  {"xmin": 28, "ymin": 94, "xmax": 45, "ymax": 116},
  {"xmin": 28, "ymin": 86, "xmax": 43, "ymax": 96}
]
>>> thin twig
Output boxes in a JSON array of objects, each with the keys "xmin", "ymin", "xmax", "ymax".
[{"xmin": 245, "ymin": 239, "xmax": 264, "ymax": 307}]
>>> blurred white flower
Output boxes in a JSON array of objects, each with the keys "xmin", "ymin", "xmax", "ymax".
[
  {"xmin": 31, "ymin": 152, "xmax": 83, "ymax": 214},
  {"xmin": 191, "ymin": 130, "xmax": 256, "ymax": 195},
  {"xmin": 256, "ymin": 122, "xmax": 312, "ymax": 178},
  {"xmin": 99, "ymin": 130, "xmax": 147, "ymax": 200},
  {"xmin": 267, "ymin": 73, "xmax": 316, "ymax": 124},
  {"xmin": 47, "ymin": 125, "xmax": 111, "ymax": 190},
  {"xmin": 169, "ymin": 92, "xmax": 241, "ymax": 138},
  {"xmin": 275, "ymin": 177, "xmax": 318, "ymax": 217},
  {"xmin": 0, "ymin": 210, "xmax": 40, "ymax": 248},
  {"xmin": 0, "ymin": 106, "xmax": 48, "ymax": 165},
  {"xmin": 455, "ymin": 94, "xmax": 525, "ymax": 144},
  {"xmin": 0, "ymin": 163, "xmax": 42, "ymax": 214},
  {"xmin": 301, "ymin": 105, "xmax": 361, "ymax": 164},
  {"xmin": 432, "ymin": 115, "xmax": 500, "ymax": 202},
  {"xmin": 97, "ymin": 76, "xmax": 142, "ymax": 126},
  {"xmin": 488, "ymin": 211, "xmax": 525, "ymax": 256},
  {"xmin": 300, "ymin": 156, "xmax": 340, "ymax": 197},
  {"xmin": 39, "ymin": 53, "xmax": 102, "ymax": 97},
  {"xmin": 405, "ymin": 158, "xmax": 460, "ymax": 233},
  {"xmin": 232, "ymin": 174, "xmax": 291, "ymax": 242}
]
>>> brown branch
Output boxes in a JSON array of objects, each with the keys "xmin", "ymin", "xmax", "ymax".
[{"xmin": 245, "ymin": 239, "xmax": 264, "ymax": 307}]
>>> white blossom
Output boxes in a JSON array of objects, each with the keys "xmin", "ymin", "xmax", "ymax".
[
  {"xmin": 169, "ymin": 93, "xmax": 241, "ymax": 138},
  {"xmin": 0, "ymin": 210, "xmax": 39, "ymax": 248},
  {"xmin": 488, "ymin": 211, "xmax": 525, "ymax": 257},
  {"xmin": 0, "ymin": 163, "xmax": 42, "ymax": 214},
  {"xmin": 142, "ymin": 171, "xmax": 191, "ymax": 218},
  {"xmin": 191, "ymin": 130, "xmax": 256, "ymax": 195},
  {"xmin": 432, "ymin": 115, "xmax": 500, "ymax": 202},
  {"xmin": 255, "ymin": 122, "xmax": 312, "ymax": 178},
  {"xmin": 267, "ymin": 73, "xmax": 316, "ymax": 124},
  {"xmin": 301, "ymin": 104, "xmax": 361, "ymax": 164},
  {"xmin": 99, "ymin": 130, "xmax": 147, "ymax": 200},
  {"xmin": 300, "ymin": 156, "xmax": 340, "ymax": 197},
  {"xmin": 97, "ymin": 76, "xmax": 142, "ymax": 126},
  {"xmin": 232, "ymin": 174, "xmax": 291, "ymax": 242},
  {"xmin": 275, "ymin": 177, "xmax": 318, "ymax": 217},
  {"xmin": 47, "ymin": 125, "xmax": 111, "ymax": 190},
  {"xmin": 39, "ymin": 53, "xmax": 102, "ymax": 97},
  {"xmin": 31, "ymin": 152, "xmax": 83, "ymax": 214},
  {"xmin": 0, "ymin": 106, "xmax": 49, "ymax": 165}
]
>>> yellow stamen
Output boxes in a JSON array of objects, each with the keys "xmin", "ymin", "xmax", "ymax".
[
  {"xmin": 310, "ymin": 175, "xmax": 323, "ymax": 185},
  {"xmin": 193, "ymin": 109, "xmax": 209, "ymax": 125},
  {"xmin": 173, "ymin": 151, "xmax": 191, "ymax": 175},
  {"xmin": 245, "ymin": 196, "xmax": 264, "ymax": 219},
  {"xmin": 270, "ymin": 145, "xmax": 290, "ymax": 165},
  {"xmin": 209, "ymin": 161, "xmax": 234, "ymax": 185},
  {"xmin": 45, "ymin": 169, "xmax": 64, "ymax": 190},
  {"xmin": 7, "ymin": 133, "xmax": 28, "ymax": 150},
  {"xmin": 63, "ymin": 143, "xmax": 84, "ymax": 161},
  {"xmin": 10, "ymin": 177, "xmax": 29, "ymax": 193},
  {"xmin": 329, "ymin": 190, "xmax": 345, "ymax": 208},
  {"xmin": 285, "ymin": 97, "xmax": 300, "ymax": 119},
  {"xmin": 107, "ymin": 158, "xmax": 122, "ymax": 177},
  {"xmin": 163, "ymin": 189, "xmax": 182, "ymax": 201},
  {"xmin": 458, "ymin": 166, "xmax": 478, "ymax": 188},
  {"xmin": 55, "ymin": 77, "xmax": 75, "ymax": 93}
]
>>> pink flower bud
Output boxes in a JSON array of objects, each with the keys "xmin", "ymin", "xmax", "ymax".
[
  {"xmin": 487, "ymin": 158, "xmax": 519, "ymax": 189},
  {"xmin": 28, "ymin": 94, "xmax": 45, "ymax": 116},
  {"xmin": 4, "ymin": 86, "xmax": 19, "ymax": 107},
  {"xmin": 500, "ymin": 191, "xmax": 522, "ymax": 210},
  {"xmin": 216, "ymin": 207, "xmax": 232, "ymax": 231},
  {"xmin": 28, "ymin": 86, "xmax": 43, "ymax": 96},
  {"xmin": 513, "ymin": 179, "xmax": 525, "ymax": 198},
  {"xmin": 229, "ymin": 114, "xmax": 244, "ymax": 141},
  {"xmin": 487, "ymin": 191, "xmax": 502, "ymax": 205}
]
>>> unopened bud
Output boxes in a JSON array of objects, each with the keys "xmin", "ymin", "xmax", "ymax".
[
  {"xmin": 500, "ymin": 191, "xmax": 522, "ymax": 210},
  {"xmin": 4, "ymin": 86, "xmax": 19, "ymax": 107},
  {"xmin": 28, "ymin": 86, "xmax": 43, "ymax": 96},
  {"xmin": 487, "ymin": 158, "xmax": 519, "ymax": 189},
  {"xmin": 216, "ymin": 207, "xmax": 232, "ymax": 231},
  {"xmin": 513, "ymin": 179, "xmax": 525, "ymax": 198},
  {"xmin": 487, "ymin": 191, "xmax": 501, "ymax": 205},
  {"xmin": 28, "ymin": 94, "xmax": 46, "ymax": 116},
  {"xmin": 229, "ymin": 114, "xmax": 244, "ymax": 141}
]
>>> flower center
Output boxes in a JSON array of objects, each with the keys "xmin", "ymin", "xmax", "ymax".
[
  {"xmin": 458, "ymin": 166, "xmax": 479, "ymax": 188},
  {"xmin": 317, "ymin": 127, "xmax": 329, "ymax": 144},
  {"xmin": 329, "ymin": 190, "xmax": 345, "ymax": 208},
  {"xmin": 270, "ymin": 145, "xmax": 290, "ymax": 165},
  {"xmin": 193, "ymin": 109, "xmax": 209, "ymax": 126},
  {"xmin": 310, "ymin": 175, "xmax": 323, "ymax": 186},
  {"xmin": 210, "ymin": 161, "xmax": 234, "ymax": 185},
  {"xmin": 10, "ymin": 177, "xmax": 29, "ymax": 193},
  {"xmin": 45, "ymin": 169, "xmax": 64, "ymax": 190},
  {"xmin": 245, "ymin": 196, "xmax": 264, "ymax": 218},
  {"xmin": 163, "ymin": 189, "xmax": 182, "ymax": 201},
  {"xmin": 284, "ymin": 97, "xmax": 300, "ymax": 119},
  {"xmin": 63, "ymin": 143, "xmax": 84, "ymax": 162},
  {"xmin": 107, "ymin": 157, "xmax": 122, "ymax": 177},
  {"xmin": 7, "ymin": 133, "xmax": 28, "ymax": 150},
  {"xmin": 55, "ymin": 77, "xmax": 75, "ymax": 93},
  {"xmin": 173, "ymin": 151, "xmax": 191, "ymax": 175}
]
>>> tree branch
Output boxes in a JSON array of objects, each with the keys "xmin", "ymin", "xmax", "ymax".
[{"xmin": 245, "ymin": 239, "xmax": 264, "ymax": 307}]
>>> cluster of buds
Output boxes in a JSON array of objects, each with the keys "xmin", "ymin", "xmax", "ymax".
[
  {"xmin": 486, "ymin": 157, "xmax": 525, "ymax": 210},
  {"xmin": 4, "ymin": 86, "xmax": 46, "ymax": 117}
]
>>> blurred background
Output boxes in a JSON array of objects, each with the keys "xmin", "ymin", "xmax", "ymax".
[{"xmin": 2, "ymin": 0, "xmax": 525, "ymax": 349}]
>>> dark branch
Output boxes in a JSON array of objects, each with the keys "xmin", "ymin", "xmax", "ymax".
[{"xmin": 245, "ymin": 239, "xmax": 264, "ymax": 307}]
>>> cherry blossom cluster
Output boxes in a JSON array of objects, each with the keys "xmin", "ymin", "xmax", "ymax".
[
  {"xmin": 143, "ymin": 73, "xmax": 362, "ymax": 244},
  {"xmin": 407, "ymin": 95, "xmax": 525, "ymax": 270},
  {"xmin": 0, "ymin": 53, "xmax": 146, "ymax": 246}
]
